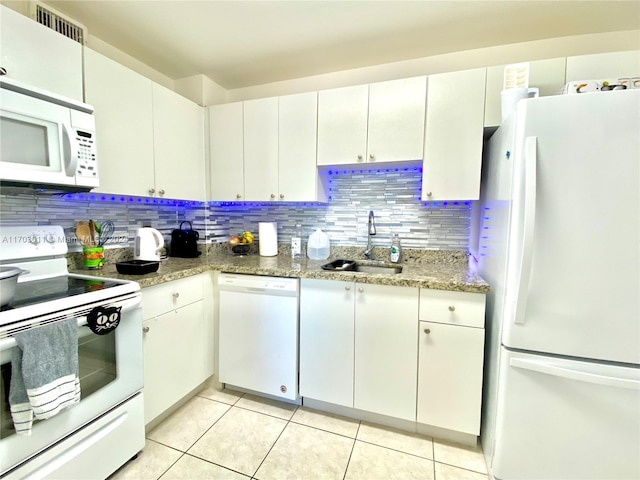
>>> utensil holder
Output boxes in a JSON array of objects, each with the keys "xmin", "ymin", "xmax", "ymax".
[{"xmin": 83, "ymin": 246, "xmax": 105, "ymax": 269}]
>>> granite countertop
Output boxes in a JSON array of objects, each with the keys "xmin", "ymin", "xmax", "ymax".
[{"xmin": 69, "ymin": 246, "xmax": 489, "ymax": 294}]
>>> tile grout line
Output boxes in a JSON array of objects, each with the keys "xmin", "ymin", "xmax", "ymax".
[
  {"xmin": 162, "ymin": 391, "xmax": 257, "ymax": 478},
  {"xmin": 155, "ymin": 451, "xmax": 185, "ymax": 480},
  {"xmin": 249, "ymin": 404, "xmax": 300, "ymax": 479},
  {"xmin": 353, "ymin": 438, "xmax": 434, "ymax": 463},
  {"xmin": 185, "ymin": 451, "xmax": 253, "ymax": 479},
  {"xmin": 149, "ymin": 391, "xmax": 245, "ymax": 479},
  {"xmin": 432, "ymin": 436, "xmax": 436, "ymax": 480},
  {"xmin": 342, "ymin": 421, "xmax": 362, "ymax": 480},
  {"xmin": 233, "ymin": 403, "xmax": 299, "ymax": 423},
  {"xmin": 432, "ymin": 460, "xmax": 489, "ymax": 477},
  {"xmin": 288, "ymin": 418, "xmax": 361, "ymax": 440}
]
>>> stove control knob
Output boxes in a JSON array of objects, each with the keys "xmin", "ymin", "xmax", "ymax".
[
  {"xmin": 28, "ymin": 234, "xmax": 40, "ymax": 245},
  {"xmin": 44, "ymin": 233, "xmax": 56, "ymax": 244}
]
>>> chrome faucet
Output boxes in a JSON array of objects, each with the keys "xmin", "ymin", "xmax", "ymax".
[{"xmin": 364, "ymin": 210, "xmax": 376, "ymax": 259}]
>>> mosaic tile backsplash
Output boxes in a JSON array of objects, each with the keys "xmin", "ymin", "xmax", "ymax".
[{"xmin": 0, "ymin": 169, "xmax": 471, "ymax": 252}]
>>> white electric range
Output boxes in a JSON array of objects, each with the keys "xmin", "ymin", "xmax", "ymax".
[{"xmin": 0, "ymin": 225, "xmax": 145, "ymax": 479}]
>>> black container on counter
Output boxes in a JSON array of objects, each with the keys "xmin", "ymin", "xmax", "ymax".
[{"xmin": 170, "ymin": 221, "xmax": 201, "ymax": 258}]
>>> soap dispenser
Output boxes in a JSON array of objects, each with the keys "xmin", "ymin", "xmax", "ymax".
[{"xmin": 390, "ymin": 233, "xmax": 401, "ymax": 263}]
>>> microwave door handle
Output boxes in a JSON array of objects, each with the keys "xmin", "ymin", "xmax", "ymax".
[{"xmin": 62, "ymin": 123, "xmax": 79, "ymax": 177}]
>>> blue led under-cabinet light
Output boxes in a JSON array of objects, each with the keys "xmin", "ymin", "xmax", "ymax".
[{"xmin": 61, "ymin": 193, "xmax": 204, "ymax": 207}]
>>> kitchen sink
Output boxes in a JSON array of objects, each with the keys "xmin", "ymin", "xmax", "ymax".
[
  {"xmin": 321, "ymin": 259, "xmax": 403, "ymax": 275},
  {"xmin": 351, "ymin": 263, "xmax": 403, "ymax": 274}
]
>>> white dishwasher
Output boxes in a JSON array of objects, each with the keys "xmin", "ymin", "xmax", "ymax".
[{"xmin": 218, "ymin": 273, "xmax": 299, "ymax": 400}]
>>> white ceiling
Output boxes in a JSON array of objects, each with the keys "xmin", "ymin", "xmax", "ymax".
[{"xmin": 41, "ymin": 1, "xmax": 640, "ymax": 89}]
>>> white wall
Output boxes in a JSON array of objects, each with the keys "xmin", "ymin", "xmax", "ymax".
[
  {"xmin": 226, "ymin": 30, "xmax": 639, "ymax": 102},
  {"xmin": 2, "ymin": 0, "xmax": 637, "ymax": 106},
  {"xmin": 175, "ymin": 75, "xmax": 229, "ymax": 106}
]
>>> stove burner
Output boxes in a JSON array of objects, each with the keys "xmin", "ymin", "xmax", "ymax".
[{"xmin": 6, "ymin": 276, "xmax": 122, "ymax": 311}]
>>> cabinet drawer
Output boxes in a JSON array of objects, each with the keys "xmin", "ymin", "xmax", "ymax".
[
  {"xmin": 419, "ymin": 289, "xmax": 485, "ymax": 328},
  {"xmin": 142, "ymin": 275, "xmax": 204, "ymax": 319}
]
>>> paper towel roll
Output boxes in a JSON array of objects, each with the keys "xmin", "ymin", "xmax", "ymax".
[{"xmin": 258, "ymin": 222, "xmax": 278, "ymax": 257}]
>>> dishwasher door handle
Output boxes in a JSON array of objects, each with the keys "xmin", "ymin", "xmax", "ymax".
[{"xmin": 244, "ymin": 287, "xmax": 267, "ymax": 293}]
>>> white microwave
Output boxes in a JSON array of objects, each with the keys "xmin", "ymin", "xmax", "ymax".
[{"xmin": 0, "ymin": 80, "xmax": 98, "ymax": 191}]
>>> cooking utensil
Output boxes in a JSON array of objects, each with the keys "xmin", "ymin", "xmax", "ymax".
[
  {"xmin": 76, "ymin": 221, "xmax": 92, "ymax": 248},
  {"xmin": 89, "ymin": 220, "xmax": 97, "ymax": 247},
  {"xmin": 0, "ymin": 266, "xmax": 29, "ymax": 306},
  {"xmin": 98, "ymin": 221, "xmax": 115, "ymax": 246}
]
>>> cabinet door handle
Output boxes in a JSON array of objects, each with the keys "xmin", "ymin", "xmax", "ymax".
[
  {"xmin": 424, "ymin": 328, "xmax": 431, "ymax": 334},
  {"xmin": 172, "ymin": 292, "xmax": 180, "ymax": 299},
  {"xmin": 148, "ymin": 188, "xmax": 155, "ymax": 195},
  {"xmin": 236, "ymin": 193, "xmax": 242, "ymax": 199},
  {"xmin": 358, "ymin": 287, "xmax": 364, "ymax": 293},
  {"xmin": 448, "ymin": 305, "xmax": 456, "ymax": 312},
  {"xmin": 369, "ymin": 154, "xmax": 375, "ymax": 161},
  {"xmin": 279, "ymin": 194, "xmax": 285, "ymax": 199},
  {"xmin": 0, "ymin": 67, "xmax": 7, "ymax": 76},
  {"xmin": 159, "ymin": 189, "xmax": 165, "ymax": 196},
  {"xmin": 345, "ymin": 286, "xmax": 351, "ymax": 291},
  {"xmin": 270, "ymin": 193, "xmax": 276, "ymax": 199},
  {"xmin": 142, "ymin": 326, "xmax": 150, "ymax": 333},
  {"xmin": 425, "ymin": 191, "xmax": 432, "ymax": 197},
  {"xmin": 357, "ymin": 155, "xmax": 363, "ymax": 161}
]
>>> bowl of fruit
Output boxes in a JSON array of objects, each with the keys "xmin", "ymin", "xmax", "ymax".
[{"xmin": 229, "ymin": 231, "xmax": 254, "ymax": 255}]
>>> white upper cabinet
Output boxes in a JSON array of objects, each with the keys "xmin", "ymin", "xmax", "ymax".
[
  {"xmin": 317, "ymin": 84, "xmax": 369, "ymax": 165},
  {"xmin": 209, "ymin": 93, "xmax": 325, "ymax": 202},
  {"xmin": 243, "ymin": 97, "xmax": 279, "ymax": 201},
  {"xmin": 0, "ymin": 5, "xmax": 82, "ymax": 101},
  {"xmin": 86, "ymin": 48, "xmax": 205, "ymax": 200},
  {"xmin": 565, "ymin": 50, "xmax": 640, "ymax": 82},
  {"xmin": 422, "ymin": 68, "xmax": 486, "ymax": 201},
  {"xmin": 84, "ymin": 48, "xmax": 155, "ymax": 197},
  {"xmin": 485, "ymin": 58, "xmax": 567, "ymax": 127},
  {"xmin": 279, "ymin": 92, "xmax": 325, "ymax": 202},
  {"xmin": 367, "ymin": 77, "xmax": 427, "ymax": 163},
  {"xmin": 152, "ymin": 83, "xmax": 205, "ymax": 201},
  {"xmin": 317, "ymin": 78, "xmax": 427, "ymax": 166},
  {"xmin": 209, "ymin": 102, "xmax": 244, "ymax": 201}
]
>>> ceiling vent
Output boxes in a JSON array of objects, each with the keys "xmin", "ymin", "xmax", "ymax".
[{"xmin": 30, "ymin": 1, "xmax": 87, "ymax": 44}]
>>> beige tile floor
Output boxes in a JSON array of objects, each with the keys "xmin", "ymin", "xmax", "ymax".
[{"xmin": 110, "ymin": 387, "xmax": 488, "ymax": 480}]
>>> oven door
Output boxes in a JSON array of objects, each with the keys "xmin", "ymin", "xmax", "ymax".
[{"xmin": 0, "ymin": 294, "xmax": 143, "ymax": 476}]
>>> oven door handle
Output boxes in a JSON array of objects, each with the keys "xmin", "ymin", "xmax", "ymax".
[
  {"xmin": 0, "ymin": 297, "xmax": 140, "ymax": 350},
  {"xmin": 0, "ymin": 317, "xmax": 87, "ymax": 350}
]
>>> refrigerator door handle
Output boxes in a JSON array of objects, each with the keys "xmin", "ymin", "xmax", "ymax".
[
  {"xmin": 513, "ymin": 136, "xmax": 538, "ymax": 325},
  {"xmin": 510, "ymin": 357, "xmax": 640, "ymax": 390}
]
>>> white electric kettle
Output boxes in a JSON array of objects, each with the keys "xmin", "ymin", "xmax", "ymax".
[{"xmin": 134, "ymin": 227, "xmax": 164, "ymax": 261}]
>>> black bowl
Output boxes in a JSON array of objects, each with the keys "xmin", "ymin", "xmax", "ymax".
[{"xmin": 231, "ymin": 243, "xmax": 251, "ymax": 255}]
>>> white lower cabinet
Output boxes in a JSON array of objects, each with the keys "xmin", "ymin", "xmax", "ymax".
[
  {"xmin": 299, "ymin": 279, "xmax": 418, "ymax": 421},
  {"xmin": 300, "ymin": 280, "xmax": 487, "ymax": 435},
  {"xmin": 142, "ymin": 274, "xmax": 213, "ymax": 425},
  {"xmin": 417, "ymin": 322, "xmax": 484, "ymax": 434},
  {"xmin": 354, "ymin": 283, "xmax": 419, "ymax": 421},
  {"xmin": 299, "ymin": 279, "xmax": 355, "ymax": 407},
  {"xmin": 417, "ymin": 289, "xmax": 486, "ymax": 435}
]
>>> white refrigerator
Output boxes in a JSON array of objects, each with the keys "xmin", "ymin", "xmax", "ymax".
[{"xmin": 475, "ymin": 89, "xmax": 640, "ymax": 480}]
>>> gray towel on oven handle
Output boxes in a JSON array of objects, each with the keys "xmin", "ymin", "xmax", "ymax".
[{"xmin": 9, "ymin": 318, "xmax": 81, "ymax": 436}]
